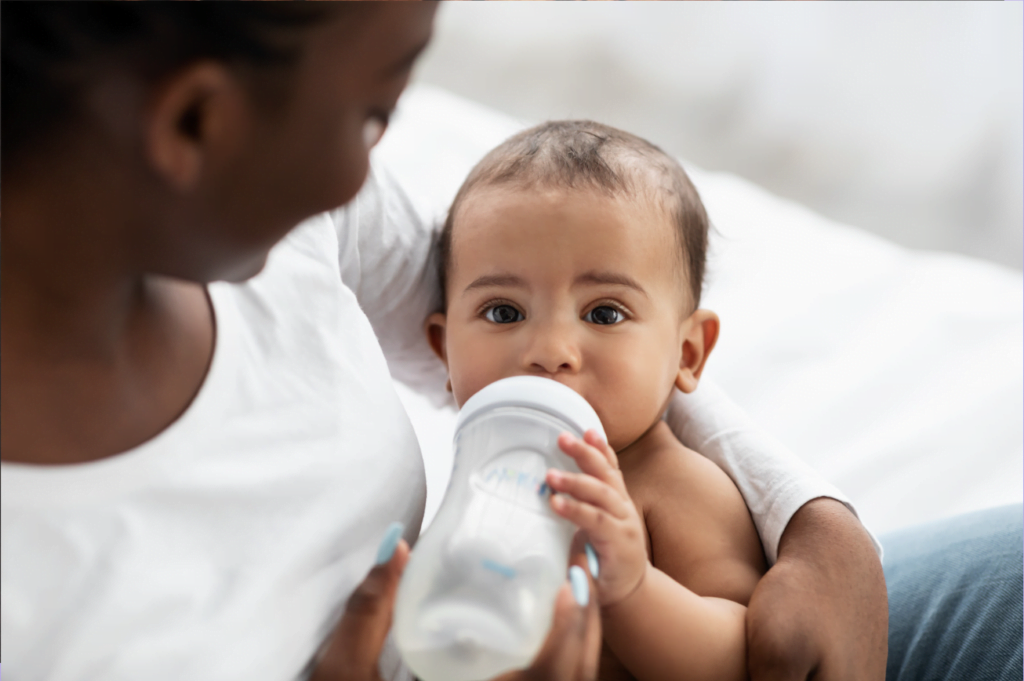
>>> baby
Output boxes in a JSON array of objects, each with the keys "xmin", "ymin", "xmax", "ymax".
[{"xmin": 424, "ymin": 121, "xmax": 766, "ymax": 681}]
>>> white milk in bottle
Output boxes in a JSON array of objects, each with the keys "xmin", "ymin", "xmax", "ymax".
[{"xmin": 394, "ymin": 376, "xmax": 605, "ymax": 681}]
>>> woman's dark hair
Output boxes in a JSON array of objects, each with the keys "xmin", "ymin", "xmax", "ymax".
[{"xmin": 1, "ymin": 2, "xmax": 334, "ymax": 169}]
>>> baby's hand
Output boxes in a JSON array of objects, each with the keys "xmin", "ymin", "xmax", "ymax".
[{"xmin": 546, "ymin": 430, "xmax": 648, "ymax": 607}]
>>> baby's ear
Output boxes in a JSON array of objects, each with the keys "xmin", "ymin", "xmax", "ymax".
[
  {"xmin": 425, "ymin": 312, "xmax": 449, "ymax": 367},
  {"xmin": 675, "ymin": 310, "xmax": 720, "ymax": 394}
]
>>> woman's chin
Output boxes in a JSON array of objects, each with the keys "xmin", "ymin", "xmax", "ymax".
[{"xmin": 219, "ymin": 253, "xmax": 270, "ymax": 284}]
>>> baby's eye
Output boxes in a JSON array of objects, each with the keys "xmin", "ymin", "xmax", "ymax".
[
  {"xmin": 485, "ymin": 304, "xmax": 523, "ymax": 324},
  {"xmin": 585, "ymin": 306, "xmax": 624, "ymax": 325}
]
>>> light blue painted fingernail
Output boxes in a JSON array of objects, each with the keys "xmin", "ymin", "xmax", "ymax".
[
  {"xmin": 585, "ymin": 543, "xmax": 600, "ymax": 579},
  {"xmin": 569, "ymin": 565, "xmax": 589, "ymax": 607},
  {"xmin": 375, "ymin": 521, "xmax": 405, "ymax": 565}
]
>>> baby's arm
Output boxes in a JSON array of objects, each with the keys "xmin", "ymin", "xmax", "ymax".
[{"xmin": 546, "ymin": 427, "xmax": 765, "ymax": 681}]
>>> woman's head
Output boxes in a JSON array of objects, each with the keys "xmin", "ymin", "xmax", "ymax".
[{"xmin": 2, "ymin": 3, "xmax": 436, "ymax": 282}]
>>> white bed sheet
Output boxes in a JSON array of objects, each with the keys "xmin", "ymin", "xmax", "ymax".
[{"xmin": 374, "ymin": 84, "xmax": 1023, "ymax": 536}]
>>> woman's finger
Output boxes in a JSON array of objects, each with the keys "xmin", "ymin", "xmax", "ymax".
[
  {"xmin": 577, "ymin": 571, "xmax": 603, "ymax": 681},
  {"xmin": 311, "ymin": 524, "xmax": 410, "ymax": 681},
  {"xmin": 504, "ymin": 562, "xmax": 600, "ymax": 681},
  {"xmin": 565, "ymin": 546, "xmax": 604, "ymax": 681},
  {"xmin": 546, "ymin": 469, "xmax": 631, "ymax": 520}
]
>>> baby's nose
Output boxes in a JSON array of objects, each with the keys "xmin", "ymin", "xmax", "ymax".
[{"xmin": 523, "ymin": 326, "xmax": 581, "ymax": 375}]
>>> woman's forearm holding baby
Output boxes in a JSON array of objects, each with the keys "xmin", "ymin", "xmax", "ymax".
[{"xmin": 601, "ymin": 564, "xmax": 747, "ymax": 681}]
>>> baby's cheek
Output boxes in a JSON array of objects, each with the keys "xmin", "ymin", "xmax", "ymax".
[
  {"xmin": 447, "ymin": 341, "xmax": 508, "ymax": 408},
  {"xmin": 595, "ymin": 365, "xmax": 675, "ymax": 450},
  {"xmin": 447, "ymin": 363, "xmax": 483, "ymax": 409},
  {"xmin": 591, "ymin": 391, "xmax": 651, "ymax": 450}
]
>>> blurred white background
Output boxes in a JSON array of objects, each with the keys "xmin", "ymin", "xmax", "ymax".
[
  {"xmin": 413, "ymin": 2, "xmax": 1023, "ymax": 271},
  {"xmin": 390, "ymin": 4, "xmax": 1023, "ymax": 535}
]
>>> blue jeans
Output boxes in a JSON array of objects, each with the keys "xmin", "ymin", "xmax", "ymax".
[{"xmin": 883, "ymin": 504, "xmax": 1023, "ymax": 681}]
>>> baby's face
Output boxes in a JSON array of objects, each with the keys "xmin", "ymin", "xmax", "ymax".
[{"xmin": 432, "ymin": 185, "xmax": 706, "ymax": 452}]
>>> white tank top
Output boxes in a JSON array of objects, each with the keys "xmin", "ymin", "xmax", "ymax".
[{"xmin": 1, "ymin": 217, "xmax": 426, "ymax": 681}]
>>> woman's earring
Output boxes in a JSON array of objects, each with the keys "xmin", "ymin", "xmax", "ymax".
[{"xmin": 445, "ymin": 378, "xmax": 452, "ymax": 393}]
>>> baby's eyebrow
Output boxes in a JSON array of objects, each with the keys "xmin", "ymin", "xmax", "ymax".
[
  {"xmin": 463, "ymin": 274, "xmax": 529, "ymax": 294},
  {"xmin": 574, "ymin": 271, "xmax": 648, "ymax": 297}
]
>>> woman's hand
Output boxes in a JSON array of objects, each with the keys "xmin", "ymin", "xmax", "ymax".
[
  {"xmin": 311, "ymin": 527, "xmax": 602, "ymax": 681},
  {"xmin": 745, "ymin": 498, "xmax": 888, "ymax": 681},
  {"xmin": 545, "ymin": 430, "xmax": 648, "ymax": 607},
  {"xmin": 496, "ymin": 564, "xmax": 603, "ymax": 681},
  {"xmin": 310, "ymin": 532, "xmax": 412, "ymax": 681}
]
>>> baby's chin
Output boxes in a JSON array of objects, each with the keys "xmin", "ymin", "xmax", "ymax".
[
  {"xmin": 605, "ymin": 430, "xmax": 650, "ymax": 454},
  {"xmin": 591, "ymin": 407, "xmax": 662, "ymax": 454}
]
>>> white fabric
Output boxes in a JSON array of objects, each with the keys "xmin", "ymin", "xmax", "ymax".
[
  {"xmin": 665, "ymin": 384, "xmax": 868, "ymax": 565},
  {"xmin": 333, "ymin": 165, "xmax": 448, "ymax": 406},
  {"xmin": 1, "ymin": 216, "xmax": 426, "ymax": 681},
  {"xmin": 382, "ymin": 84, "xmax": 1022, "ymax": 540},
  {"xmin": 688, "ymin": 166, "xmax": 1023, "ymax": 536}
]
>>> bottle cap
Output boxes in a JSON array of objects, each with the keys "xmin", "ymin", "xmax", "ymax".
[{"xmin": 455, "ymin": 376, "xmax": 606, "ymax": 441}]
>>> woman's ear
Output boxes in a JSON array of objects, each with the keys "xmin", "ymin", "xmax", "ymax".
[
  {"xmin": 145, "ymin": 62, "xmax": 250, "ymax": 192},
  {"xmin": 675, "ymin": 309, "xmax": 720, "ymax": 394}
]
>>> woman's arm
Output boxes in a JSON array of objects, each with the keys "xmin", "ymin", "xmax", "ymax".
[
  {"xmin": 745, "ymin": 499, "xmax": 888, "ymax": 681},
  {"xmin": 329, "ymin": 164, "xmax": 451, "ymax": 407}
]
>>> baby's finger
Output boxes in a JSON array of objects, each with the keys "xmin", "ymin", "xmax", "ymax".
[
  {"xmin": 546, "ymin": 469, "xmax": 631, "ymax": 520},
  {"xmin": 583, "ymin": 429, "xmax": 620, "ymax": 470},
  {"xmin": 550, "ymin": 492, "xmax": 622, "ymax": 541},
  {"xmin": 558, "ymin": 433, "xmax": 625, "ymax": 491}
]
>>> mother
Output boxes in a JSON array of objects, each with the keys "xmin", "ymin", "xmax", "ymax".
[{"xmin": 0, "ymin": 4, "xmax": 1002, "ymax": 681}]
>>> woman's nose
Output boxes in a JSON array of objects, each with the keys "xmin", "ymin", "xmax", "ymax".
[{"xmin": 522, "ymin": 323, "xmax": 581, "ymax": 376}]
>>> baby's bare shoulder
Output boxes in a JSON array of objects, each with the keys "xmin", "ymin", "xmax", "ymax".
[
  {"xmin": 624, "ymin": 421, "xmax": 741, "ymax": 517},
  {"xmin": 625, "ymin": 421, "xmax": 766, "ymax": 604}
]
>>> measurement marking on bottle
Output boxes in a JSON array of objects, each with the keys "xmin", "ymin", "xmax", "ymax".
[
  {"xmin": 481, "ymin": 466, "xmax": 554, "ymax": 497},
  {"xmin": 481, "ymin": 558, "xmax": 517, "ymax": 579}
]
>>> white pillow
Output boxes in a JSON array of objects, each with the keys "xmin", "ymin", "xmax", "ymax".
[{"xmin": 375, "ymin": 84, "xmax": 1023, "ymax": 535}]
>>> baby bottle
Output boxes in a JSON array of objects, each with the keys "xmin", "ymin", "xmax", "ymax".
[{"xmin": 394, "ymin": 376, "xmax": 605, "ymax": 681}]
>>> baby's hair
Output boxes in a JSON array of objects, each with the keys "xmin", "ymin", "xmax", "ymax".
[{"xmin": 439, "ymin": 120, "xmax": 709, "ymax": 311}]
